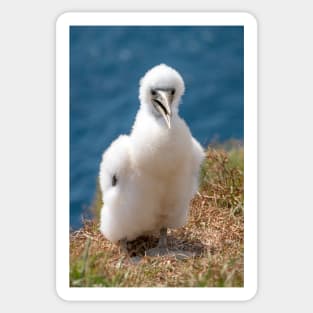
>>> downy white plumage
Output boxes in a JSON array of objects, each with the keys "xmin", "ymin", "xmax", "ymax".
[{"xmin": 99, "ymin": 64, "xmax": 204, "ymax": 255}]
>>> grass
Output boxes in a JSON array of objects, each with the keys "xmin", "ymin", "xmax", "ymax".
[{"xmin": 70, "ymin": 140, "xmax": 244, "ymax": 287}]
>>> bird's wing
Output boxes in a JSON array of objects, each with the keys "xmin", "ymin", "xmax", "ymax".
[
  {"xmin": 190, "ymin": 137, "xmax": 205, "ymax": 196},
  {"xmin": 99, "ymin": 135, "xmax": 131, "ymax": 195}
]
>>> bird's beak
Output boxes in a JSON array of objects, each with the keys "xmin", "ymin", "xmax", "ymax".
[{"xmin": 153, "ymin": 91, "xmax": 172, "ymax": 129}]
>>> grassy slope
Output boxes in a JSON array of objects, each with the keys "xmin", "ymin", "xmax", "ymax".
[{"xmin": 70, "ymin": 141, "xmax": 244, "ymax": 287}]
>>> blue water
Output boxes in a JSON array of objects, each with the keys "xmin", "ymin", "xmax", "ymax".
[{"xmin": 70, "ymin": 26, "xmax": 244, "ymax": 229}]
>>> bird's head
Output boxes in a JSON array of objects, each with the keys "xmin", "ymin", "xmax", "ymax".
[{"xmin": 139, "ymin": 64, "xmax": 185, "ymax": 129}]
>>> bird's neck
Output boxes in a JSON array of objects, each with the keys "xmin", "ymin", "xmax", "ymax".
[
  {"xmin": 130, "ymin": 110, "xmax": 190, "ymax": 177},
  {"xmin": 134, "ymin": 108, "xmax": 180, "ymax": 131}
]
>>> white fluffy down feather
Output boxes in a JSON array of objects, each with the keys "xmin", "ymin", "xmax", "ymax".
[{"xmin": 99, "ymin": 64, "xmax": 205, "ymax": 244}]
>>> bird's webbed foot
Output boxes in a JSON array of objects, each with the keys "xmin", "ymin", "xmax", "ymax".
[
  {"xmin": 145, "ymin": 227, "xmax": 168, "ymax": 256},
  {"xmin": 145, "ymin": 246, "xmax": 171, "ymax": 257},
  {"xmin": 146, "ymin": 247, "xmax": 194, "ymax": 259},
  {"xmin": 145, "ymin": 227, "xmax": 195, "ymax": 259},
  {"xmin": 119, "ymin": 238, "xmax": 142, "ymax": 264}
]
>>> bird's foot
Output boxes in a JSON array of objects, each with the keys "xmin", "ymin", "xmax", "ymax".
[
  {"xmin": 145, "ymin": 247, "xmax": 172, "ymax": 257},
  {"xmin": 119, "ymin": 239, "xmax": 143, "ymax": 264},
  {"xmin": 170, "ymin": 249, "xmax": 195, "ymax": 260},
  {"xmin": 129, "ymin": 256, "xmax": 142, "ymax": 264},
  {"xmin": 145, "ymin": 247, "xmax": 194, "ymax": 259}
]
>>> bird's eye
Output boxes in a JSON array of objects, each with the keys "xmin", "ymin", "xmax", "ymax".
[
  {"xmin": 112, "ymin": 174, "xmax": 117, "ymax": 186},
  {"xmin": 151, "ymin": 90, "xmax": 157, "ymax": 96},
  {"xmin": 171, "ymin": 89, "xmax": 176, "ymax": 95}
]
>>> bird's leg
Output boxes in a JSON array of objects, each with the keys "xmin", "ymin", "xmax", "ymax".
[
  {"xmin": 157, "ymin": 227, "xmax": 168, "ymax": 250},
  {"xmin": 146, "ymin": 227, "xmax": 170, "ymax": 256},
  {"xmin": 119, "ymin": 238, "xmax": 142, "ymax": 264},
  {"xmin": 146, "ymin": 227, "xmax": 195, "ymax": 259},
  {"xmin": 119, "ymin": 238, "xmax": 128, "ymax": 254}
]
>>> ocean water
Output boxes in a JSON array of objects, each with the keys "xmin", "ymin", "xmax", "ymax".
[{"xmin": 70, "ymin": 26, "xmax": 244, "ymax": 229}]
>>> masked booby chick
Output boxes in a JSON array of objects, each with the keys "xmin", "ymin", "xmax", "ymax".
[{"xmin": 99, "ymin": 64, "xmax": 205, "ymax": 258}]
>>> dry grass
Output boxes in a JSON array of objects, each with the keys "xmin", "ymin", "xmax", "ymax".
[{"xmin": 70, "ymin": 141, "xmax": 244, "ymax": 287}]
